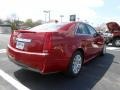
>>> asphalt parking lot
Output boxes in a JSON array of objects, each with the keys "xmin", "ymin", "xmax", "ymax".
[{"xmin": 0, "ymin": 34, "xmax": 120, "ymax": 90}]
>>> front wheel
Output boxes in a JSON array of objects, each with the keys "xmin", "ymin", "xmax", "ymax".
[{"xmin": 66, "ymin": 51, "xmax": 83, "ymax": 77}]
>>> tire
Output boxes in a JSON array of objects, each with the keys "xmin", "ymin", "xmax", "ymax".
[
  {"xmin": 106, "ymin": 42, "xmax": 109, "ymax": 45},
  {"xmin": 105, "ymin": 41, "xmax": 109, "ymax": 45},
  {"xmin": 100, "ymin": 44, "xmax": 106, "ymax": 56},
  {"xmin": 112, "ymin": 38, "xmax": 120, "ymax": 47},
  {"xmin": 66, "ymin": 51, "xmax": 83, "ymax": 77}
]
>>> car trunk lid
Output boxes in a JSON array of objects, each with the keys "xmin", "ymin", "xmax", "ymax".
[{"xmin": 10, "ymin": 30, "xmax": 47, "ymax": 53}]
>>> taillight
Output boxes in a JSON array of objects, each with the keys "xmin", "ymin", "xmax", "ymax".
[
  {"xmin": 9, "ymin": 31, "xmax": 19, "ymax": 45},
  {"xmin": 43, "ymin": 32, "xmax": 52, "ymax": 53},
  {"xmin": 9, "ymin": 31, "xmax": 14, "ymax": 45},
  {"xmin": 13, "ymin": 31, "xmax": 19, "ymax": 36}
]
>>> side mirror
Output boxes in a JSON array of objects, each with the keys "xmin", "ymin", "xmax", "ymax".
[
  {"xmin": 98, "ymin": 32, "xmax": 103, "ymax": 35},
  {"xmin": 93, "ymin": 33, "xmax": 100, "ymax": 37}
]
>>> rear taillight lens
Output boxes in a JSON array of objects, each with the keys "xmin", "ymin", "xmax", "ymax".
[
  {"xmin": 13, "ymin": 31, "xmax": 19, "ymax": 36},
  {"xmin": 43, "ymin": 32, "xmax": 52, "ymax": 53},
  {"xmin": 9, "ymin": 31, "xmax": 19, "ymax": 45},
  {"xmin": 9, "ymin": 32, "xmax": 14, "ymax": 44}
]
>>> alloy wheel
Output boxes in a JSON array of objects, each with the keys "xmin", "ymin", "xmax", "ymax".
[
  {"xmin": 115, "ymin": 39, "xmax": 120, "ymax": 47},
  {"xmin": 72, "ymin": 54, "xmax": 82, "ymax": 74}
]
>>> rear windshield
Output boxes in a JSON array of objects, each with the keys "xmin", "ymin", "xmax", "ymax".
[{"xmin": 29, "ymin": 23, "xmax": 67, "ymax": 32}]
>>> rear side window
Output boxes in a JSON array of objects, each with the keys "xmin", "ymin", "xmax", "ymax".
[
  {"xmin": 29, "ymin": 23, "xmax": 67, "ymax": 32},
  {"xmin": 76, "ymin": 23, "xmax": 89, "ymax": 34}
]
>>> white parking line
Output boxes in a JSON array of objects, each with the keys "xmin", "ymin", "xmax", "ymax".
[
  {"xmin": 106, "ymin": 47, "xmax": 119, "ymax": 50},
  {"xmin": 0, "ymin": 69, "xmax": 30, "ymax": 90},
  {"xmin": 0, "ymin": 49, "xmax": 6, "ymax": 53},
  {"xmin": 106, "ymin": 47, "xmax": 120, "ymax": 51}
]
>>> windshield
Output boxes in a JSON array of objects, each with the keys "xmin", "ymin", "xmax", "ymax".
[{"xmin": 29, "ymin": 23, "xmax": 67, "ymax": 32}]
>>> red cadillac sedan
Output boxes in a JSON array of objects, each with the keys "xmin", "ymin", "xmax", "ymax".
[{"xmin": 7, "ymin": 22, "xmax": 106, "ymax": 77}]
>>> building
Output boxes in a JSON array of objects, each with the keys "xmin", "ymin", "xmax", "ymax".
[{"xmin": 0, "ymin": 25, "xmax": 12, "ymax": 34}]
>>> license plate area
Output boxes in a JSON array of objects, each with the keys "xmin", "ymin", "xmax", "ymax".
[
  {"xmin": 16, "ymin": 41, "xmax": 25, "ymax": 50},
  {"xmin": 16, "ymin": 38, "xmax": 31, "ymax": 50}
]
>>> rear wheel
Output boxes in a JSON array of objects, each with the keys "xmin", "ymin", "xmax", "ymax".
[
  {"xmin": 112, "ymin": 38, "xmax": 120, "ymax": 47},
  {"xmin": 66, "ymin": 51, "xmax": 83, "ymax": 77}
]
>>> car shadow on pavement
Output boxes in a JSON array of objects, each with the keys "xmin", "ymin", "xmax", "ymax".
[{"xmin": 14, "ymin": 53, "xmax": 114, "ymax": 90}]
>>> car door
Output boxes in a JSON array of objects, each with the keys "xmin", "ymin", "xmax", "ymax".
[
  {"xmin": 75, "ymin": 23, "xmax": 95, "ymax": 61},
  {"xmin": 86, "ymin": 24, "xmax": 103, "ymax": 55}
]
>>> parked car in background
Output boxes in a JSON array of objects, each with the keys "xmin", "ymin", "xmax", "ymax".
[
  {"xmin": 101, "ymin": 22, "xmax": 120, "ymax": 47},
  {"xmin": 102, "ymin": 31, "xmax": 113, "ymax": 44},
  {"xmin": 106, "ymin": 22, "xmax": 120, "ymax": 47},
  {"xmin": 7, "ymin": 22, "xmax": 105, "ymax": 77}
]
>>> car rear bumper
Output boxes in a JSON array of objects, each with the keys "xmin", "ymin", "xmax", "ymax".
[
  {"xmin": 7, "ymin": 44, "xmax": 49, "ymax": 74},
  {"xmin": 8, "ymin": 54, "xmax": 40, "ymax": 73}
]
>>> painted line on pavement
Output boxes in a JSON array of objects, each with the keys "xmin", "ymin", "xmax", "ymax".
[
  {"xmin": 106, "ymin": 47, "xmax": 120, "ymax": 51},
  {"xmin": 0, "ymin": 69, "xmax": 30, "ymax": 90},
  {"xmin": 0, "ymin": 49, "xmax": 6, "ymax": 53},
  {"xmin": 106, "ymin": 47, "xmax": 119, "ymax": 50}
]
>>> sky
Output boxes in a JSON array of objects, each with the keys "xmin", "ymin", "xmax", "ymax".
[{"xmin": 0, "ymin": 0, "xmax": 120, "ymax": 26}]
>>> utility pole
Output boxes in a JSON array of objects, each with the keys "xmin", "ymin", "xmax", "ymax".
[
  {"xmin": 77, "ymin": 18, "xmax": 80, "ymax": 21},
  {"xmin": 60, "ymin": 15, "xmax": 64, "ymax": 22},
  {"xmin": 48, "ymin": 11, "xmax": 50, "ymax": 22},
  {"xmin": 44, "ymin": 12, "xmax": 47, "ymax": 23},
  {"xmin": 43, "ymin": 10, "xmax": 50, "ymax": 23}
]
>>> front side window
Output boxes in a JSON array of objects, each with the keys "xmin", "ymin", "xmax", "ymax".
[{"xmin": 87, "ymin": 25, "xmax": 97, "ymax": 35}]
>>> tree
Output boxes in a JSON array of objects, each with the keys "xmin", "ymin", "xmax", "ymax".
[
  {"xmin": 24, "ymin": 19, "xmax": 34, "ymax": 27},
  {"xmin": 33, "ymin": 20, "xmax": 43, "ymax": 26},
  {"xmin": 5, "ymin": 14, "xmax": 20, "ymax": 30},
  {"xmin": 5, "ymin": 19, "xmax": 18, "ymax": 30}
]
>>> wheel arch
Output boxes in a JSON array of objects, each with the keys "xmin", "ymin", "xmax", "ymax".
[{"xmin": 73, "ymin": 48, "xmax": 85, "ymax": 64}]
